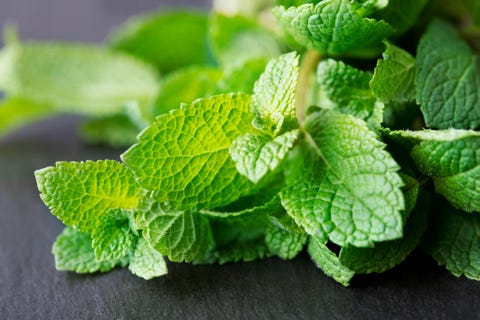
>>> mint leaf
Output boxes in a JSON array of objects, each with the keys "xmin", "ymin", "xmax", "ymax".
[
  {"xmin": 370, "ymin": 42, "xmax": 416, "ymax": 103},
  {"xmin": 308, "ymin": 237, "xmax": 355, "ymax": 286},
  {"xmin": 27, "ymin": 0, "xmax": 480, "ymax": 286},
  {"xmin": 276, "ymin": 0, "xmax": 319, "ymax": 7},
  {"xmin": 416, "ymin": 20, "xmax": 480, "ymax": 129},
  {"xmin": 198, "ymin": 195, "xmax": 277, "ymax": 265},
  {"xmin": 0, "ymin": 43, "xmax": 159, "ymax": 115},
  {"xmin": 153, "ymin": 66, "xmax": 222, "ymax": 116},
  {"xmin": 280, "ymin": 109, "xmax": 404, "ymax": 247},
  {"xmin": 209, "ymin": 13, "xmax": 281, "ymax": 66},
  {"xmin": 274, "ymin": 1, "xmax": 391, "ymax": 55},
  {"xmin": 359, "ymin": 0, "xmax": 388, "ymax": 13},
  {"xmin": 228, "ymin": 53, "xmax": 301, "ymax": 183},
  {"xmin": 135, "ymin": 197, "xmax": 214, "ymax": 263},
  {"xmin": 339, "ymin": 185, "xmax": 429, "ymax": 275},
  {"xmin": 200, "ymin": 195, "xmax": 282, "ymax": 264},
  {"xmin": 199, "ymin": 238, "xmax": 270, "ymax": 265},
  {"xmin": 411, "ymin": 136, "xmax": 480, "ymax": 212},
  {"xmin": 398, "ymin": 173, "xmax": 421, "ymax": 220},
  {"xmin": 316, "ymin": 59, "xmax": 383, "ymax": 129},
  {"xmin": 0, "ymin": 98, "xmax": 54, "ymax": 138},
  {"xmin": 377, "ymin": 0, "xmax": 428, "ymax": 34},
  {"xmin": 230, "ymin": 129, "xmax": 300, "ymax": 183},
  {"xmin": 210, "ymin": 216, "xmax": 268, "ymax": 245},
  {"xmin": 268, "ymin": 211, "xmax": 306, "ymax": 234},
  {"xmin": 213, "ymin": 0, "xmax": 273, "ymax": 17},
  {"xmin": 265, "ymin": 223, "xmax": 307, "ymax": 259},
  {"xmin": 213, "ymin": 57, "xmax": 269, "ymax": 94},
  {"xmin": 110, "ymin": 11, "xmax": 211, "ymax": 72},
  {"xmin": 80, "ymin": 115, "xmax": 139, "ymax": 147},
  {"xmin": 35, "ymin": 160, "xmax": 140, "ymax": 232},
  {"xmin": 91, "ymin": 209, "xmax": 136, "ymax": 261},
  {"xmin": 122, "ymin": 93, "xmax": 254, "ymax": 211},
  {"xmin": 199, "ymin": 217, "xmax": 270, "ymax": 265},
  {"xmin": 200, "ymin": 195, "xmax": 281, "ymax": 225},
  {"xmin": 423, "ymin": 202, "xmax": 480, "ymax": 280},
  {"xmin": 387, "ymin": 128, "xmax": 480, "ymax": 148},
  {"xmin": 129, "ymin": 237, "xmax": 168, "ymax": 280},
  {"xmin": 251, "ymin": 52, "xmax": 300, "ymax": 130},
  {"xmin": 52, "ymin": 227, "xmax": 128, "ymax": 273}
]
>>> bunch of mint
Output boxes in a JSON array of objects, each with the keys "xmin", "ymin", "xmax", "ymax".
[{"xmin": 1, "ymin": 0, "xmax": 479, "ymax": 286}]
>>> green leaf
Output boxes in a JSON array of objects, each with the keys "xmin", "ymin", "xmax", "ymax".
[
  {"xmin": 0, "ymin": 42, "xmax": 159, "ymax": 115},
  {"xmin": 268, "ymin": 211, "xmax": 305, "ymax": 234},
  {"xmin": 273, "ymin": 0, "xmax": 392, "ymax": 55},
  {"xmin": 358, "ymin": 0, "xmax": 389, "ymax": 13},
  {"xmin": 135, "ymin": 197, "xmax": 214, "ymax": 263},
  {"xmin": 110, "ymin": 11, "xmax": 211, "ymax": 73},
  {"xmin": 386, "ymin": 128, "xmax": 480, "ymax": 148},
  {"xmin": 122, "ymin": 93, "xmax": 254, "ymax": 211},
  {"xmin": 376, "ymin": 0, "xmax": 428, "ymax": 34},
  {"xmin": 213, "ymin": 57, "xmax": 269, "ymax": 95},
  {"xmin": 210, "ymin": 217, "xmax": 268, "ymax": 247},
  {"xmin": 230, "ymin": 129, "xmax": 300, "ymax": 183},
  {"xmin": 316, "ymin": 59, "xmax": 383, "ymax": 129},
  {"xmin": 200, "ymin": 194, "xmax": 281, "ymax": 226},
  {"xmin": 52, "ymin": 227, "xmax": 128, "ymax": 273},
  {"xmin": 91, "ymin": 209, "xmax": 136, "ymax": 261},
  {"xmin": 35, "ymin": 160, "xmax": 140, "ymax": 232},
  {"xmin": 251, "ymin": 52, "xmax": 300, "ymax": 130},
  {"xmin": 370, "ymin": 42, "xmax": 416, "ymax": 103},
  {"xmin": 276, "ymin": 0, "xmax": 319, "ymax": 7},
  {"xmin": 209, "ymin": 13, "xmax": 281, "ymax": 66},
  {"xmin": 265, "ymin": 223, "xmax": 307, "ymax": 259},
  {"xmin": 411, "ymin": 137, "xmax": 480, "ymax": 212},
  {"xmin": 198, "ymin": 198, "xmax": 274, "ymax": 265},
  {"xmin": 308, "ymin": 237, "xmax": 355, "ymax": 286},
  {"xmin": 129, "ymin": 237, "xmax": 168, "ymax": 280},
  {"xmin": 152, "ymin": 66, "xmax": 222, "ymax": 117},
  {"xmin": 423, "ymin": 202, "xmax": 480, "ymax": 280},
  {"xmin": 280, "ymin": 109, "xmax": 404, "ymax": 247},
  {"xmin": 198, "ymin": 238, "xmax": 270, "ymax": 265},
  {"xmin": 0, "ymin": 98, "xmax": 55, "ymax": 138},
  {"xmin": 339, "ymin": 189, "xmax": 429, "ymax": 275},
  {"xmin": 200, "ymin": 198, "xmax": 279, "ymax": 264},
  {"xmin": 416, "ymin": 19, "xmax": 480, "ymax": 129},
  {"xmin": 80, "ymin": 115, "xmax": 139, "ymax": 147},
  {"xmin": 213, "ymin": 0, "xmax": 273, "ymax": 18},
  {"xmin": 398, "ymin": 173, "xmax": 421, "ymax": 221}
]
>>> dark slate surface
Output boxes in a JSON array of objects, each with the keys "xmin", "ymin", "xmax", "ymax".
[
  {"xmin": 1, "ymin": 1, "xmax": 480, "ymax": 319},
  {"xmin": 0, "ymin": 0, "xmax": 210, "ymax": 43}
]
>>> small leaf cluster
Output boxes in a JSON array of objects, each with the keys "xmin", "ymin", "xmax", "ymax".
[{"xmin": 4, "ymin": 0, "xmax": 479, "ymax": 285}]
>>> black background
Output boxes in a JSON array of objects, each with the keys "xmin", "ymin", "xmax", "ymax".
[{"xmin": 1, "ymin": 1, "xmax": 480, "ymax": 319}]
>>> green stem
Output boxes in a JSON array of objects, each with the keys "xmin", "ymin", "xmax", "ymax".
[
  {"xmin": 295, "ymin": 50, "xmax": 321, "ymax": 129},
  {"xmin": 294, "ymin": 50, "xmax": 330, "ymax": 166}
]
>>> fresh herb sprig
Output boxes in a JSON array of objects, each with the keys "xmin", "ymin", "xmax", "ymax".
[{"xmin": 2, "ymin": 0, "xmax": 479, "ymax": 285}]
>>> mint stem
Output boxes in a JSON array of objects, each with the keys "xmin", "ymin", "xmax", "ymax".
[{"xmin": 295, "ymin": 50, "xmax": 321, "ymax": 129}]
